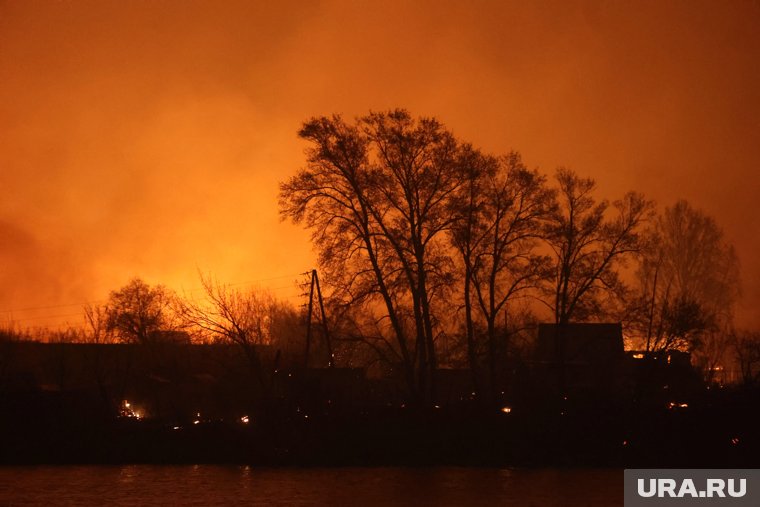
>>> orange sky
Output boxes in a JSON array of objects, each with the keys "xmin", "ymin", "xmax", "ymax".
[{"xmin": 0, "ymin": 0, "xmax": 758, "ymax": 329}]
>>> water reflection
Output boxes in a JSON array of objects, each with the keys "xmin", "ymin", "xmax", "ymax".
[
  {"xmin": 0, "ymin": 466, "xmax": 621, "ymax": 506},
  {"xmin": 118, "ymin": 465, "xmax": 136, "ymax": 484}
]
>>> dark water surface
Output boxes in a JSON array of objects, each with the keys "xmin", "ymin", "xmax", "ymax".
[{"xmin": 0, "ymin": 466, "xmax": 621, "ymax": 506}]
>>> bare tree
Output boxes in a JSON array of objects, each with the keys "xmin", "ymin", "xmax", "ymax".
[
  {"xmin": 543, "ymin": 168, "xmax": 653, "ymax": 324},
  {"xmin": 279, "ymin": 113, "xmax": 415, "ymax": 391},
  {"xmin": 450, "ymin": 150, "xmax": 554, "ymax": 397},
  {"xmin": 629, "ymin": 200, "xmax": 740, "ymax": 377},
  {"xmin": 280, "ymin": 109, "xmax": 466, "ymax": 403},
  {"xmin": 84, "ymin": 304, "xmax": 116, "ymax": 345},
  {"xmin": 177, "ymin": 276, "xmax": 286, "ymax": 391},
  {"xmin": 105, "ymin": 278, "xmax": 174, "ymax": 345},
  {"xmin": 82, "ymin": 303, "xmax": 120, "ymax": 412},
  {"xmin": 448, "ymin": 146, "xmax": 495, "ymax": 395}
]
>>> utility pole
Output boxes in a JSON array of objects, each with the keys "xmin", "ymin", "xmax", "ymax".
[
  {"xmin": 304, "ymin": 271, "xmax": 316, "ymax": 369},
  {"xmin": 303, "ymin": 269, "xmax": 334, "ymax": 369}
]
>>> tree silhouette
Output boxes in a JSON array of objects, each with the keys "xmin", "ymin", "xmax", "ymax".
[
  {"xmin": 733, "ymin": 330, "xmax": 760, "ymax": 385},
  {"xmin": 450, "ymin": 150, "xmax": 554, "ymax": 397},
  {"xmin": 177, "ymin": 275, "xmax": 289, "ymax": 391},
  {"xmin": 105, "ymin": 278, "xmax": 174, "ymax": 345},
  {"xmin": 280, "ymin": 109, "xmax": 466, "ymax": 402},
  {"xmin": 543, "ymin": 168, "xmax": 653, "ymax": 324},
  {"xmin": 630, "ymin": 200, "xmax": 740, "ymax": 364},
  {"xmin": 282, "ymin": 111, "xmax": 658, "ymax": 402}
]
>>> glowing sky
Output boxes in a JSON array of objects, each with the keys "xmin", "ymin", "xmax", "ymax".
[{"xmin": 1, "ymin": 0, "xmax": 758, "ymax": 329}]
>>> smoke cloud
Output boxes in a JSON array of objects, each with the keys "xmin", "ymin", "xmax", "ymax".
[{"xmin": 1, "ymin": 0, "xmax": 758, "ymax": 328}]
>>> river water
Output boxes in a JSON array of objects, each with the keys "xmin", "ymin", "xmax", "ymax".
[{"xmin": 0, "ymin": 466, "xmax": 621, "ymax": 506}]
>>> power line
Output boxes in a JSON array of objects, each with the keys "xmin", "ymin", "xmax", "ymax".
[
  {"xmin": 0, "ymin": 272, "xmax": 305, "ymax": 314},
  {"xmin": 0, "ymin": 271, "xmax": 308, "ymax": 324},
  {"xmin": 1, "ymin": 312, "xmax": 84, "ymax": 324},
  {"xmin": 0, "ymin": 299, "xmax": 108, "ymax": 314},
  {"xmin": 179, "ymin": 274, "xmax": 305, "ymax": 296}
]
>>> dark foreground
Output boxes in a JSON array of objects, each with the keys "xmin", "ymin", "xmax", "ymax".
[
  {"xmin": 1, "ymin": 387, "xmax": 759, "ymax": 467},
  {"xmin": 0, "ymin": 466, "xmax": 622, "ymax": 506}
]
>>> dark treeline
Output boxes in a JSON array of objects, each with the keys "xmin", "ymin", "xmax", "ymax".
[
  {"xmin": 2, "ymin": 109, "xmax": 758, "ymax": 406},
  {"xmin": 1, "ymin": 109, "xmax": 760, "ymax": 466},
  {"xmin": 278, "ymin": 108, "xmax": 754, "ymax": 403}
]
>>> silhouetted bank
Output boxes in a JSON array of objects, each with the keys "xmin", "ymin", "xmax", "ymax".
[{"xmin": 0, "ymin": 337, "xmax": 757, "ymax": 467}]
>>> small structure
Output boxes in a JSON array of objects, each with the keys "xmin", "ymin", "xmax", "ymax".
[{"xmin": 529, "ymin": 323, "xmax": 625, "ymax": 396}]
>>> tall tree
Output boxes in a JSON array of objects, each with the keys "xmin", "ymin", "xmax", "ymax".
[
  {"xmin": 448, "ymin": 146, "xmax": 495, "ymax": 395},
  {"xmin": 543, "ymin": 168, "xmax": 653, "ymax": 324},
  {"xmin": 451, "ymin": 150, "xmax": 554, "ymax": 397},
  {"xmin": 279, "ymin": 109, "xmax": 465, "ymax": 402},
  {"xmin": 630, "ymin": 200, "xmax": 740, "ymax": 357},
  {"xmin": 279, "ymin": 113, "xmax": 416, "ymax": 394}
]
